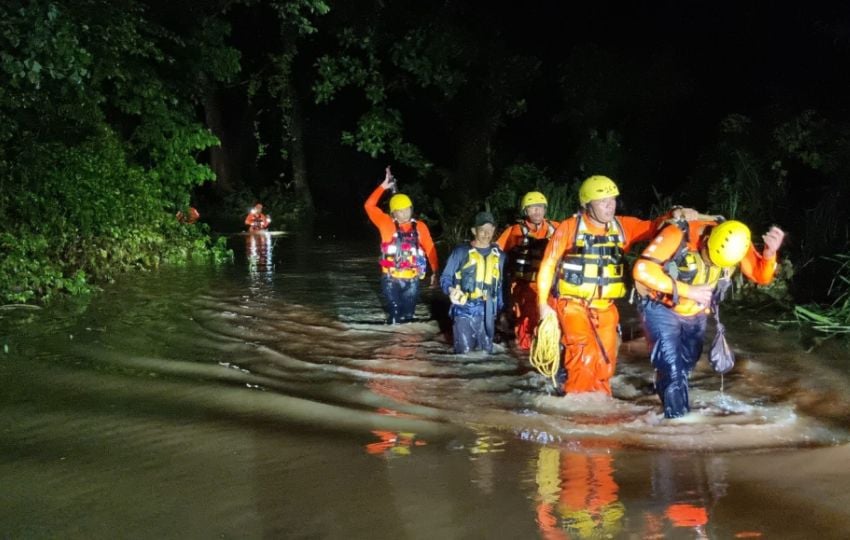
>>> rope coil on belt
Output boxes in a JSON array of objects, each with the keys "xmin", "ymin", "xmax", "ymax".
[{"xmin": 529, "ymin": 311, "xmax": 561, "ymax": 384}]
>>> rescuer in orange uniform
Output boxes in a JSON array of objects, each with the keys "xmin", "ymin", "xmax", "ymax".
[
  {"xmin": 497, "ymin": 191, "xmax": 559, "ymax": 350},
  {"xmin": 364, "ymin": 167, "xmax": 439, "ymax": 324},
  {"xmin": 632, "ymin": 218, "xmax": 784, "ymax": 418},
  {"xmin": 244, "ymin": 203, "xmax": 270, "ymax": 231},
  {"xmin": 536, "ymin": 175, "xmax": 698, "ymax": 395}
]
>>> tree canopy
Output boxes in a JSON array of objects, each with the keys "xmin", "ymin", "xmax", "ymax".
[{"xmin": 3, "ymin": 0, "xmax": 850, "ymax": 311}]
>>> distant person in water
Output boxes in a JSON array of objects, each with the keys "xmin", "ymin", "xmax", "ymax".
[
  {"xmin": 633, "ymin": 218, "xmax": 784, "ymax": 418},
  {"xmin": 245, "ymin": 203, "xmax": 270, "ymax": 231},
  {"xmin": 440, "ymin": 211, "xmax": 506, "ymax": 353},
  {"xmin": 364, "ymin": 166, "xmax": 438, "ymax": 324},
  {"xmin": 176, "ymin": 206, "xmax": 200, "ymax": 224}
]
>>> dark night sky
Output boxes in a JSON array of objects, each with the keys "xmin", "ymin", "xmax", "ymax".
[
  {"xmin": 224, "ymin": 1, "xmax": 850, "ymax": 224},
  {"xmin": 503, "ymin": 2, "xmax": 850, "ymax": 170}
]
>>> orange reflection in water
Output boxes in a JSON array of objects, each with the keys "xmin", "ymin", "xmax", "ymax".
[
  {"xmin": 363, "ymin": 407, "xmax": 427, "ymax": 458},
  {"xmin": 534, "ymin": 446, "xmax": 625, "ymax": 540}
]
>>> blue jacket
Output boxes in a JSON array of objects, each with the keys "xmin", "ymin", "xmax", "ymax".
[{"xmin": 440, "ymin": 242, "xmax": 506, "ymax": 316}]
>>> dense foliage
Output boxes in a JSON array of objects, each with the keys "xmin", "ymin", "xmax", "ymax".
[
  {"xmin": 0, "ymin": 0, "xmax": 239, "ymax": 303},
  {"xmin": 4, "ymin": 0, "xmax": 850, "ymax": 339}
]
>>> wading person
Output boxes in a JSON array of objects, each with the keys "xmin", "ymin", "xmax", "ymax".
[
  {"xmin": 440, "ymin": 211, "xmax": 506, "ymax": 353},
  {"xmin": 245, "ymin": 203, "xmax": 270, "ymax": 231},
  {"xmin": 364, "ymin": 168, "xmax": 438, "ymax": 324},
  {"xmin": 632, "ymin": 218, "xmax": 784, "ymax": 418},
  {"xmin": 496, "ymin": 191, "xmax": 560, "ymax": 350},
  {"xmin": 536, "ymin": 175, "xmax": 699, "ymax": 395}
]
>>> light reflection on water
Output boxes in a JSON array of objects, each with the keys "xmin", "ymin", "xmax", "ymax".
[{"xmin": 2, "ymin": 233, "xmax": 850, "ymax": 538}]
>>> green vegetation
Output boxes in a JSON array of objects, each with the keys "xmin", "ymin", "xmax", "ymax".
[
  {"xmin": 0, "ymin": 0, "xmax": 239, "ymax": 303},
  {"xmin": 2, "ymin": 0, "xmax": 849, "ymax": 346},
  {"xmin": 794, "ymin": 255, "xmax": 850, "ymax": 335}
]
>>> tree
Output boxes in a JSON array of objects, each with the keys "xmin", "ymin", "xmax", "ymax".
[
  {"xmin": 313, "ymin": 1, "xmax": 539, "ymax": 210},
  {"xmin": 0, "ymin": 0, "xmax": 239, "ymax": 302}
]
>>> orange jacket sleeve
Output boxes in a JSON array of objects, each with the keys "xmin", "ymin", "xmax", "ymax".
[
  {"xmin": 497, "ymin": 224, "xmax": 522, "ymax": 252},
  {"xmin": 739, "ymin": 245, "xmax": 778, "ymax": 285},
  {"xmin": 536, "ymin": 218, "xmax": 578, "ymax": 306},
  {"xmin": 416, "ymin": 221, "xmax": 439, "ymax": 273},
  {"xmin": 632, "ymin": 223, "xmax": 690, "ymax": 297},
  {"xmin": 363, "ymin": 185, "xmax": 395, "ymax": 242},
  {"xmin": 617, "ymin": 215, "xmax": 670, "ymax": 251}
]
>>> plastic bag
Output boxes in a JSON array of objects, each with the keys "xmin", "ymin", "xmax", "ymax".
[{"xmin": 709, "ymin": 321, "xmax": 735, "ymax": 374}]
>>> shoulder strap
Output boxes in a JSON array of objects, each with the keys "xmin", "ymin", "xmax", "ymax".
[
  {"xmin": 610, "ymin": 216, "xmax": 626, "ymax": 242},
  {"xmin": 518, "ymin": 221, "xmax": 529, "ymax": 237},
  {"xmin": 573, "ymin": 212, "xmax": 584, "ymax": 245}
]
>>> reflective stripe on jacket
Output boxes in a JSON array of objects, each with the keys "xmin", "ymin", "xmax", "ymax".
[
  {"xmin": 380, "ymin": 220, "xmax": 426, "ymax": 279},
  {"xmin": 556, "ymin": 214, "xmax": 627, "ymax": 304}
]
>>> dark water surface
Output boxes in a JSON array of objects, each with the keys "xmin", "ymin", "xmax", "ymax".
[{"xmin": 3, "ymin": 232, "xmax": 850, "ymax": 539}]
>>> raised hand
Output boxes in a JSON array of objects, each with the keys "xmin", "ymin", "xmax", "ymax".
[
  {"xmin": 762, "ymin": 226, "xmax": 785, "ymax": 259},
  {"xmin": 380, "ymin": 166, "xmax": 395, "ymax": 190}
]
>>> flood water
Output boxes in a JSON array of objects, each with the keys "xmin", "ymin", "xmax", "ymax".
[{"xmin": 3, "ymin": 231, "xmax": 850, "ymax": 539}]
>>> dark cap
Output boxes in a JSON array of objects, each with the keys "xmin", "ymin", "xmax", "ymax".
[{"xmin": 473, "ymin": 211, "xmax": 495, "ymax": 227}]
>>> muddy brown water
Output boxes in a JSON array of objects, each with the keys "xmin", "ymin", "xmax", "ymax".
[{"xmin": 2, "ymin": 232, "xmax": 850, "ymax": 539}]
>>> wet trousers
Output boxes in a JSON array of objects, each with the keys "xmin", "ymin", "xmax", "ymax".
[
  {"xmin": 638, "ymin": 300, "xmax": 707, "ymax": 418},
  {"xmin": 555, "ymin": 298, "xmax": 619, "ymax": 395},
  {"xmin": 509, "ymin": 280, "xmax": 539, "ymax": 351},
  {"xmin": 381, "ymin": 274, "xmax": 419, "ymax": 324},
  {"xmin": 450, "ymin": 301, "xmax": 493, "ymax": 353}
]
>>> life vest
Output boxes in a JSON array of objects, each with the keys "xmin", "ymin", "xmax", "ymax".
[
  {"xmin": 556, "ymin": 214, "xmax": 627, "ymax": 306},
  {"xmin": 639, "ymin": 221, "xmax": 726, "ymax": 308},
  {"xmin": 454, "ymin": 246, "xmax": 502, "ymax": 302},
  {"xmin": 511, "ymin": 220, "xmax": 557, "ymax": 281},
  {"xmin": 379, "ymin": 220, "xmax": 426, "ymax": 279},
  {"xmin": 247, "ymin": 213, "xmax": 268, "ymax": 230}
]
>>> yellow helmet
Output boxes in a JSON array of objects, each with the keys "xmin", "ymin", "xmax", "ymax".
[
  {"xmin": 579, "ymin": 175, "xmax": 620, "ymax": 205},
  {"xmin": 389, "ymin": 193, "xmax": 413, "ymax": 213},
  {"xmin": 707, "ymin": 220, "xmax": 751, "ymax": 267},
  {"xmin": 521, "ymin": 191, "xmax": 548, "ymax": 210}
]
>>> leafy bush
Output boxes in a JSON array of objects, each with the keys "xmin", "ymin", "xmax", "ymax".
[
  {"xmin": 794, "ymin": 254, "xmax": 850, "ymax": 336},
  {"xmin": 0, "ymin": 0, "xmax": 238, "ymax": 304}
]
